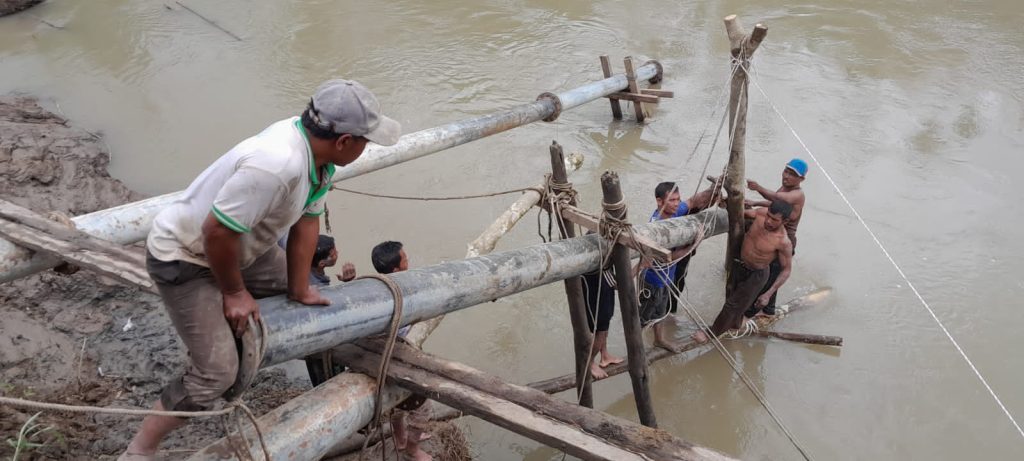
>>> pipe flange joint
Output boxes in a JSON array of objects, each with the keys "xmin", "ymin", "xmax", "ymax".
[
  {"xmin": 643, "ymin": 60, "xmax": 664, "ymax": 84},
  {"xmin": 536, "ymin": 92, "xmax": 562, "ymax": 122}
]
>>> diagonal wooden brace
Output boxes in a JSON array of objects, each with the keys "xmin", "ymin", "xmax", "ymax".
[
  {"xmin": 538, "ymin": 200, "xmax": 672, "ymax": 263},
  {"xmin": 0, "ymin": 199, "xmax": 155, "ymax": 293}
]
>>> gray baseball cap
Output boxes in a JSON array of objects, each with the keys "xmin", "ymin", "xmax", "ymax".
[{"xmin": 308, "ymin": 79, "xmax": 402, "ymax": 146}]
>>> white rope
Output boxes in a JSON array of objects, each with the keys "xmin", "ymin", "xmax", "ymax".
[
  {"xmin": 650, "ymin": 267, "xmax": 814, "ymax": 461},
  {"xmin": 743, "ymin": 65, "xmax": 1024, "ymax": 440}
]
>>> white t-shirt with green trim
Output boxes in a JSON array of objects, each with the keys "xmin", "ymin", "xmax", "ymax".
[{"xmin": 147, "ymin": 117, "xmax": 335, "ymax": 268}]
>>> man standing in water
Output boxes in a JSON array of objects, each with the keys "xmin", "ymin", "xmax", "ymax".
[
  {"xmin": 744, "ymin": 158, "xmax": 806, "ymax": 318},
  {"xmin": 636, "ymin": 182, "xmax": 711, "ymax": 352},
  {"xmin": 120, "ymin": 80, "xmax": 401, "ymax": 460},
  {"xmin": 693, "ymin": 200, "xmax": 793, "ymax": 343}
]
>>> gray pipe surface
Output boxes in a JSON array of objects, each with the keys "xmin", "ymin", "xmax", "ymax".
[
  {"xmin": 259, "ymin": 208, "xmax": 724, "ymax": 367},
  {"xmin": 191, "ymin": 209, "xmax": 725, "ymax": 461},
  {"xmin": 0, "ymin": 63, "xmax": 659, "ymax": 284}
]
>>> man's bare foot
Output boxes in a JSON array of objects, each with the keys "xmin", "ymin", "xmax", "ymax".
[
  {"xmin": 402, "ymin": 447, "xmax": 433, "ymax": 461},
  {"xmin": 117, "ymin": 453, "xmax": 155, "ymax": 461},
  {"xmin": 691, "ymin": 330, "xmax": 709, "ymax": 344},
  {"xmin": 599, "ymin": 353, "xmax": 624, "ymax": 368},
  {"xmin": 655, "ymin": 338, "xmax": 682, "ymax": 353},
  {"xmin": 590, "ymin": 361, "xmax": 609, "ymax": 379}
]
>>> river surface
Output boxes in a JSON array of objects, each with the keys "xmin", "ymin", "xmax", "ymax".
[{"xmin": 3, "ymin": 1, "xmax": 1023, "ymax": 459}]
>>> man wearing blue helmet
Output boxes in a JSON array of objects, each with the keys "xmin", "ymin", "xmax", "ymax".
[{"xmin": 744, "ymin": 158, "xmax": 807, "ymax": 317}]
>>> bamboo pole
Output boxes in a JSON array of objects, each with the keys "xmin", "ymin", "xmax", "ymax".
[
  {"xmin": 722, "ymin": 15, "xmax": 768, "ymax": 277},
  {"xmin": 549, "ymin": 141, "xmax": 594, "ymax": 408},
  {"xmin": 600, "ymin": 171, "xmax": 657, "ymax": 428}
]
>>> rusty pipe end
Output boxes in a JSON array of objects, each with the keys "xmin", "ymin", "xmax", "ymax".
[{"xmin": 536, "ymin": 92, "xmax": 563, "ymax": 122}]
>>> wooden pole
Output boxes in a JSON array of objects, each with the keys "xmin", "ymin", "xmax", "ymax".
[
  {"xmin": 752, "ymin": 330, "xmax": 843, "ymax": 346},
  {"xmin": 722, "ymin": 15, "xmax": 768, "ymax": 278},
  {"xmin": 549, "ymin": 141, "xmax": 595, "ymax": 408},
  {"xmin": 600, "ymin": 171, "xmax": 657, "ymax": 428},
  {"xmin": 623, "ymin": 57, "xmax": 646, "ymax": 122},
  {"xmin": 600, "ymin": 55, "xmax": 623, "ymax": 119}
]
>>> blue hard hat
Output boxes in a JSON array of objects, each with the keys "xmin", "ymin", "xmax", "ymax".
[{"xmin": 785, "ymin": 158, "xmax": 808, "ymax": 177}]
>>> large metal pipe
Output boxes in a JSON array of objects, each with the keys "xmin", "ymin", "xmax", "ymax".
[
  {"xmin": 0, "ymin": 63, "xmax": 660, "ymax": 284},
  {"xmin": 191, "ymin": 209, "xmax": 725, "ymax": 461},
  {"xmin": 259, "ymin": 208, "xmax": 725, "ymax": 368}
]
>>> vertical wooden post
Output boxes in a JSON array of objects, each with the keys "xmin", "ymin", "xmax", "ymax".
[
  {"xmin": 622, "ymin": 56, "xmax": 646, "ymax": 122},
  {"xmin": 549, "ymin": 141, "xmax": 594, "ymax": 408},
  {"xmin": 600, "ymin": 55, "xmax": 623, "ymax": 120},
  {"xmin": 600, "ymin": 171, "xmax": 657, "ymax": 428},
  {"xmin": 722, "ymin": 15, "xmax": 768, "ymax": 283}
]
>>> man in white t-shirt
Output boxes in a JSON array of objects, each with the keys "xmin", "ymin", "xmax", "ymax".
[{"xmin": 120, "ymin": 80, "xmax": 401, "ymax": 460}]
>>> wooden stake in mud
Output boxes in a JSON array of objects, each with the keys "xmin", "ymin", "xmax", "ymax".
[
  {"xmin": 600, "ymin": 55, "xmax": 623, "ymax": 120},
  {"xmin": 549, "ymin": 141, "xmax": 595, "ymax": 408},
  {"xmin": 722, "ymin": 15, "xmax": 767, "ymax": 284},
  {"xmin": 623, "ymin": 57, "xmax": 646, "ymax": 122},
  {"xmin": 600, "ymin": 171, "xmax": 657, "ymax": 428}
]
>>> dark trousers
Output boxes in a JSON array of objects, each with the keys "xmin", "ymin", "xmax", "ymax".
[
  {"xmin": 744, "ymin": 241, "xmax": 795, "ymax": 318},
  {"xmin": 711, "ymin": 260, "xmax": 769, "ymax": 336},
  {"xmin": 669, "ymin": 252, "xmax": 694, "ymax": 314}
]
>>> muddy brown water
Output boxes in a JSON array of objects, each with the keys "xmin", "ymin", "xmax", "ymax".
[{"xmin": 2, "ymin": 1, "xmax": 1023, "ymax": 459}]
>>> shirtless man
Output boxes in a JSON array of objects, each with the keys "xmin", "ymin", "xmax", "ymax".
[
  {"xmin": 744, "ymin": 158, "xmax": 807, "ymax": 317},
  {"xmin": 693, "ymin": 200, "xmax": 794, "ymax": 343}
]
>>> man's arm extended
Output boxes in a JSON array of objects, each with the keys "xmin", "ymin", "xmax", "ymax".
[
  {"xmin": 746, "ymin": 179, "xmax": 781, "ymax": 201},
  {"xmin": 755, "ymin": 237, "xmax": 793, "ymax": 308},
  {"xmin": 202, "ymin": 213, "xmax": 255, "ymax": 337},
  {"xmin": 286, "ymin": 215, "xmax": 330, "ymax": 305}
]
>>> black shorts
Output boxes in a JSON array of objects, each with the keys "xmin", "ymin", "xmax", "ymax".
[
  {"xmin": 639, "ymin": 280, "xmax": 670, "ymax": 327},
  {"xmin": 582, "ymin": 270, "xmax": 615, "ymax": 333}
]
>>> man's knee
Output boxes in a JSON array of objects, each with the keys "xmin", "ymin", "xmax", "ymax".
[{"xmin": 173, "ymin": 343, "xmax": 240, "ymax": 408}]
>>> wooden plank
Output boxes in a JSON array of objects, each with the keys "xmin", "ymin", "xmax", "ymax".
[
  {"xmin": 336, "ymin": 345, "xmax": 646, "ymax": 461},
  {"xmin": 538, "ymin": 202, "xmax": 673, "ymax": 262},
  {"xmin": 640, "ymin": 88, "xmax": 675, "ymax": 98},
  {"xmin": 599, "ymin": 55, "xmax": 623, "ymax": 119},
  {"xmin": 527, "ymin": 288, "xmax": 833, "ymax": 394},
  {"xmin": 607, "ymin": 92, "xmax": 661, "ymax": 104},
  {"xmin": 0, "ymin": 200, "xmax": 154, "ymax": 293},
  {"xmin": 357, "ymin": 339, "xmax": 736, "ymax": 461},
  {"xmin": 622, "ymin": 56, "xmax": 646, "ymax": 121}
]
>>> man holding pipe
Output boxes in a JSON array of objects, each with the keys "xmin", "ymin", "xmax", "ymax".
[{"xmin": 120, "ymin": 80, "xmax": 401, "ymax": 460}]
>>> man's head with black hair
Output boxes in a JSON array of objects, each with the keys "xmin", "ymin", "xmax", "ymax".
[
  {"xmin": 764, "ymin": 200, "xmax": 793, "ymax": 232},
  {"xmin": 371, "ymin": 241, "xmax": 408, "ymax": 274},
  {"xmin": 654, "ymin": 181, "xmax": 682, "ymax": 218},
  {"xmin": 312, "ymin": 235, "xmax": 338, "ymax": 269}
]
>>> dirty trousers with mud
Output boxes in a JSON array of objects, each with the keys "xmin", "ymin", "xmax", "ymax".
[
  {"xmin": 710, "ymin": 260, "xmax": 769, "ymax": 336},
  {"xmin": 146, "ymin": 246, "xmax": 288, "ymax": 410}
]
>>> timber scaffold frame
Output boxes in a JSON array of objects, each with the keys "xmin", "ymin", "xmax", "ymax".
[{"xmin": 0, "ymin": 15, "xmax": 844, "ymax": 461}]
